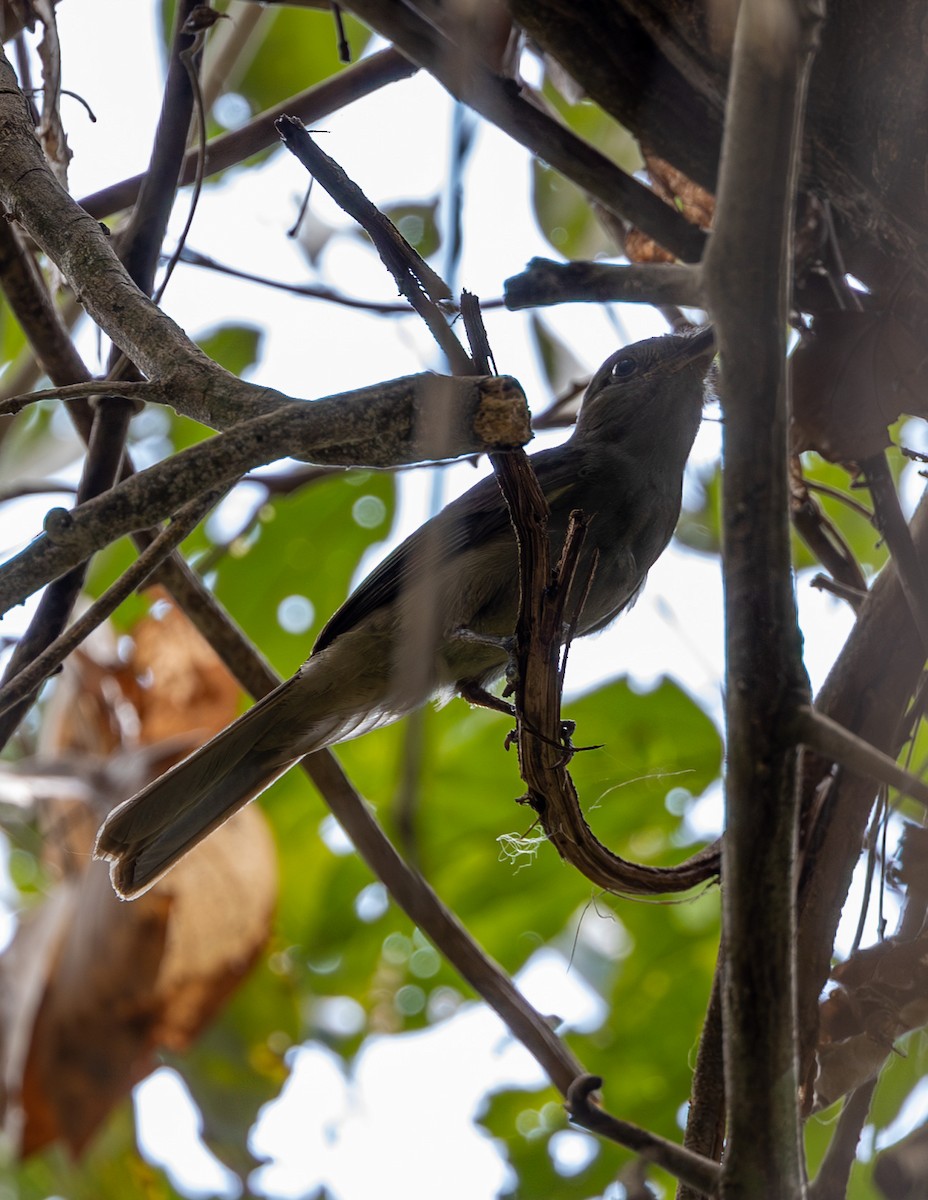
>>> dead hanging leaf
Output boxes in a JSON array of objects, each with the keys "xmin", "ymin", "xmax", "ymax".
[
  {"xmin": 38, "ymin": 641, "xmax": 139, "ymax": 761},
  {"xmin": 1, "ymin": 595, "xmax": 278, "ymax": 1158},
  {"xmin": 16, "ymin": 871, "xmax": 171, "ymax": 1157},
  {"xmin": 814, "ymin": 928, "xmax": 928, "ymax": 1110},
  {"xmin": 131, "ymin": 589, "xmax": 243, "ymax": 745},
  {"xmin": 150, "ymin": 803, "xmax": 277, "ymax": 1052},
  {"xmin": 791, "ymin": 309, "xmax": 928, "ymax": 463},
  {"xmin": 624, "ymin": 149, "xmax": 715, "ymax": 264}
]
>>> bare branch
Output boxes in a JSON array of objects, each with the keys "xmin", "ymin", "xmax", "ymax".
[
  {"xmin": 863, "ymin": 451, "xmax": 928, "ymax": 649},
  {"xmin": 0, "ymin": 219, "xmax": 94, "ymax": 438},
  {"xmin": 79, "ymin": 48, "xmax": 418, "ymax": 221},
  {"xmin": 701, "ymin": 0, "xmax": 825, "ymax": 1193},
  {"xmin": 0, "ymin": 380, "xmax": 157, "ymax": 417},
  {"xmin": 505, "ymin": 257, "xmax": 704, "ymax": 311},
  {"xmin": 0, "ymin": 489, "xmax": 223, "ymax": 723},
  {"xmin": 457, "ymin": 293, "xmax": 721, "ymax": 896},
  {"xmin": 176, "ymin": 247, "xmax": 452, "ymax": 312},
  {"xmin": 808, "ymin": 1080, "xmax": 877, "ymax": 1200},
  {"xmin": 797, "ymin": 705, "xmax": 928, "ymax": 810},
  {"xmin": 343, "ymin": 0, "xmax": 706, "ymax": 262},
  {"xmin": 117, "ymin": 0, "xmax": 200, "ymax": 298},
  {"xmin": 0, "ymin": 373, "xmax": 529, "ymax": 616},
  {"xmin": 567, "ymin": 1076, "xmax": 721, "ymax": 1196},
  {"xmin": 276, "ymin": 119, "xmax": 471, "ymax": 373}
]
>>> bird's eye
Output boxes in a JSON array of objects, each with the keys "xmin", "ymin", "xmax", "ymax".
[{"xmin": 611, "ymin": 357, "xmax": 637, "ymax": 378}]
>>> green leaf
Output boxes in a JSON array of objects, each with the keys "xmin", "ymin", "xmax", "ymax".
[
  {"xmin": 12, "ymin": 1101, "xmax": 184, "ymax": 1200},
  {"xmin": 198, "ymin": 323, "xmax": 262, "ymax": 379},
  {"xmin": 531, "ymin": 86, "xmax": 641, "ymax": 261},
  {"xmin": 376, "ymin": 201, "xmax": 442, "ymax": 261},
  {"xmin": 216, "ymin": 7, "xmax": 371, "ymax": 116},
  {"xmin": 207, "ymin": 470, "xmax": 395, "ymax": 676}
]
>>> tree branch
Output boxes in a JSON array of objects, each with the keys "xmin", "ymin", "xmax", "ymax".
[
  {"xmin": 79, "ymin": 48, "xmax": 418, "ymax": 221},
  {"xmin": 0, "ymin": 219, "xmax": 94, "ymax": 437},
  {"xmin": 862, "ymin": 451, "xmax": 928, "ymax": 649},
  {"xmin": 701, "ymin": 0, "xmax": 824, "ymax": 1194},
  {"xmin": 505, "ymin": 258, "xmax": 704, "ymax": 311},
  {"xmin": 276, "ymin": 118, "xmax": 471, "ymax": 373},
  {"xmin": 567, "ymin": 1076, "xmax": 721, "ymax": 1196},
  {"xmin": 677, "ymin": 970, "xmax": 726, "ymax": 1200},
  {"xmin": 0, "ymin": 489, "xmax": 223, "ymax": 723},
  {"xmin": 797, "ymin": 705, "xmax": 928, "ymax": 810},
  {"xmin": 116, "ymin": 0, "xmax": 200, "ymax": 297},
  {"xmin": 0, "ymin": 372, "xmax": 529, "ymax": 616},
  {"xmin": 795, "ymin": 487, "xmax": 928, "ymax": 1104},
  {"xmin": 342, "ymin": 0, "xmax": 706, "ymax": 262}
]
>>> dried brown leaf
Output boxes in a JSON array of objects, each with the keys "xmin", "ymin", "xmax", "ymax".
[
  {"xmin": 791, "ymin": 310, "xmax": 928, "ymax": 462},
  {"xmin": 15, "ymin": 869, "xmax": 170, "ymax": 1156},
  {"xmin": 153, "ymin": 804, "xmax": 277, "ymax": 1050},
  {"xmin": 624, "ymin": 227, "xmax": 675, "ymax": 265},
  {"xmin": 623, "ymin": 151, "xmax": 714, "ymax": 264},
  {"xmin": 814, "ymin": 931, "xmax": 928, "ymax": 1109},
  {"xmin": 2, "ymin": 597, "xmax": 277, "ymax": 1158},
  {"xmin": 131, "ymin": 590, "xmax": 242, "ymax": 745}
]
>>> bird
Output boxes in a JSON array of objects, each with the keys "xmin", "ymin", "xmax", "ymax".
[{"xmin": 95, "ymin": 328, "xmax": 715, "ymax": 898}]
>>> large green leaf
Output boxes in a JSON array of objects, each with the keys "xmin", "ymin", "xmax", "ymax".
[
  {"xmin": 531, "ymin": 83, "xmax": 641, "ymax": 261},
  {"xmin": 159, "ymin": 2, "xmax": 371, "ymax": 122},
  {"xmin": 206, "ymin": 469, "xmax": 395, "ymax": 676}
]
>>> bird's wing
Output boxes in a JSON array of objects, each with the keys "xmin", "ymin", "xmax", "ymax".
[{"xmin": 313, "ymin": 445, "xmax": 583, "ymax": 652}]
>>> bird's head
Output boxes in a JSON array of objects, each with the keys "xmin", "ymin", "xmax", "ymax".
[{"xmin": 573, "ymin": 327, "xmax": 715, "ymax": 456}]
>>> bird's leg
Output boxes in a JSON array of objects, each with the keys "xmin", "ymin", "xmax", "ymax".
[{"xmin": 453, "ymin": 628, "xmax": 578, "ymax": 751}]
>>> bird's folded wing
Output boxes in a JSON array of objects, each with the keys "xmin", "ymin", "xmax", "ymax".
[{"xmin": 313, "ymin": 444, "xmax": 584, "ymax": 652}]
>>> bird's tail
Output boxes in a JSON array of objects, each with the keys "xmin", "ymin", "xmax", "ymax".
[{"xmin": 94, "ymin": 663, "xmax": 371, "ymax": 899}]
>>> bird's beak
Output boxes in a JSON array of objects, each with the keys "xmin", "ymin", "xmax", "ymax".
[{"xmin": 678, "ymin": 325, "xmax": 715, "ymax": 366}]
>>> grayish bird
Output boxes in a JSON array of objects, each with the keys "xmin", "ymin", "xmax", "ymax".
[{"xmin": 95, "ymin": 328, "xmax": 714, "ymax": 897}]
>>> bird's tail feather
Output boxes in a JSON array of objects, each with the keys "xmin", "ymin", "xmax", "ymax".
[{"xmin": 94, "ymin": 671, "xmax": 359, "ymax": 898}]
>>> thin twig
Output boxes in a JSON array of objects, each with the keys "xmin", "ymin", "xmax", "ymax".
[
  {"xmin": 118, "ymin": 0, "xmax": 201, "ymax": 298},
  {"xmin": 177, "ymin": 247, "xmax": 490, "ymax": 312},
  {"xmin": 862, "ymin": 451, "xmax": 928, "ymax": 650},
  {"xmin": 803, "ymin": 478, "xmax": 874, "ymax": 522},
  {"xmin": 567, "ymin": 1076, "xmax": 720, "ymax": 1196},
  {"xmin": 0, "ymin": 380, "xmax": 156, "ymax": 417},
  {"xmin": 790, "ymin": 462, "xmax": 868, "ymax": 608},
  {"xmin": 275, "ymin": 119, "xmax": 472, "ymax": 373},
  {"xmin": 152, "ymin": 7, "xmax": 219, "ymax": 305},
  {"xmin": 797, "ymin": 705, "xmax": 928, "ymax": 810}
]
